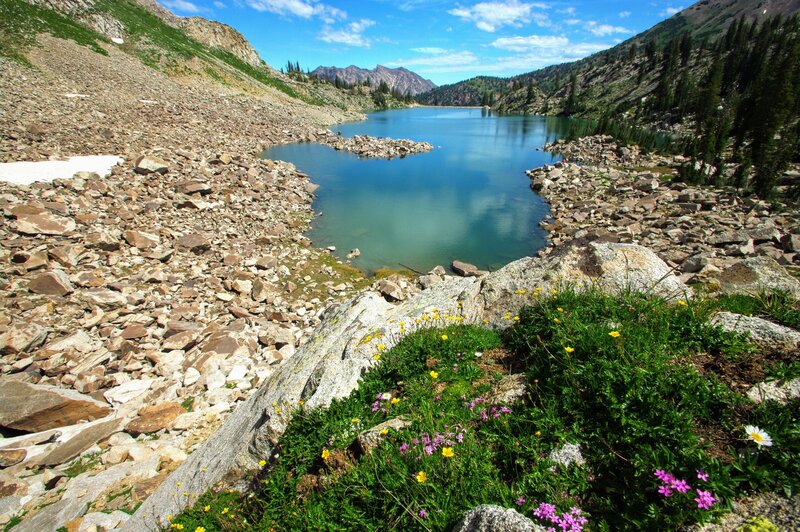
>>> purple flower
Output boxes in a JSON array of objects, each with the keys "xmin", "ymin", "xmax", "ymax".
[
  {"xmin": 658, "ymin": 485, "xmax": 673, "ymax": 497},
  {"xmin": 398, "ymin": 443, "xmax": 409, "ymax": 453},
  {"xmin": 424, "ymin": 445, "xmax": 434, "ymax": 456},
  {"xmin": 456, "ymin": 433, "xmax": 464, "ymax": 443},
  {"xmin": 517, "ymin": 497, "xmax": 526, "ymax": 506},
  {"xmin": 697, "ymin": 469, "xmax": 709, "ymax": 482},
  {"xmin": 434, "ymin": 394, "xmax": 441, "ymax": 401},
  {"xmin": 695, "ymin": 489, "xmax": 716, "ymax": 510},
  {"xmin": 418, "ymin": 509, "xmax": 428, "ymax": 519},
  {"xmin": 672, "ymin": 479, "xmax": 691, "ymax": 493},
  {"xmin": 533, "ymin": 503, "xmax": 557, "ymax": 521}
]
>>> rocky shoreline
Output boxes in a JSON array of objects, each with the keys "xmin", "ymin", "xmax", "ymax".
[
  {"xmin": 530, "ymin": 135, "xmax": 800, "ymax": 285},
  {"xmin": 0, "ymin": 34, "xmax": 438, "ymax": 530},
  {"xmin": 306, "ymin": 130, "xmax": 434, "ymax": 159}
]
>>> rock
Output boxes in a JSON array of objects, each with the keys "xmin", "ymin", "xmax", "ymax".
[
  {"xmin": 710, "ymin": 312, "xmax": 800, "ymax": 350},
  {"xmin": 485, "ymin": 374, "xmax": 527, "ymax": 405},
  {"xmin": 547, "ymin": 442, "xmax": 586, "ymax": 469},
  {"xmin": 747, "ymin": 378, "xmax": 800, "ymax": 405},
  {"xmin": 61, "ymin": 454, "xmax": 160, "ymax": 504},
  {"xmin": 452, "ymin": 505, "xmax": 545, "ymax": 532},
  {"xmin": 74, "ymin": 510, "xmax": 130, "ymax": 531},
  {"xmin": 11, "ymin": 498, "xmax": 87, "ymax": 532},
  {"xmin": 0, "ymin": 322, "xmax": 48, "ymax": 354},
  {"xmin": 124, "ymin": 230, "xmax": 160, "ymax": 249},
  {"xmin": 682, "ymin": 254, "xmax": 708, "ymax": 274},
  {"xmin": 715, "ymin": 257, "xmax": 800, "ymax": 297},
  {"xmin": 347, "ymin": 248, "xmax": 360, "ymax": 259},
  {"xmin": 133, "ymin": 155, "xmax": 168, "ymax": 175},
  {"xmin": 356, "ymin": 417, "xmax": 412, "ymax": 454},
  {"xmin": 125, "ymin": 402, "xmax": 182, "ymax": 436},
  {"xmin": 0, "ymin": 380, "xmax": 112, "ymax": 432},
  {"xmin": 121, "ymin": 324, "xmax": 148, "ymax": 340},
  {"xmin": 0, "ymin": 449, "xmax": 26, "ymax": 467},
  {"xmin": 452, "ymin": 260, "xmax": 479, "ymax": 277},
  {"xmin": 376, "ymin": 279, "xmax": 404, "ymax": 302},
  {"xmin": 81, "ymin": 288, "xmax": 127, "ymax": 308},
  {"xmin": 103, "ymin": 379, "xmax": 153, "ymax": 406},
  {"xmin": 28, "ymin": 270, "xmax": 75, "ymax": 296},
  {"xmin": 35, "ymin": 417, "xmax": 124, "ymax": 466},
  {"xmin": 14, "ymin": 212, "xmax": 75, "ymax": 236},
  {"xmin": 176, "ymin": 232, "xmax": 210, "ymax": 253}
]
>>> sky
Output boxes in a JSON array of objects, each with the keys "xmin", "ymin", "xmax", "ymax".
[{"xmin": 158, "ymin": 0, "xmax": 689, "ymax": 85}]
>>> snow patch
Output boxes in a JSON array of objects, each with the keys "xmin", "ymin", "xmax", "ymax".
[{"xmin": 0, "ymin": 156, "xmax": 123, "ymax": 186}]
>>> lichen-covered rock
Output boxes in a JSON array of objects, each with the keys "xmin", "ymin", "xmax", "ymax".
[
  {"xmin": 452, "ymin": 504, "xmax": 545, "ymax": 532},
  {"xmin": 710, "ymin": 312, "xmax": 800, "ymax": 350},
  {"xmin": 747, "ymin": 379, "xmax": 800, "ymax": 405},
  {"xmin": 715, "ymin": 257, "xmax": 800, "ymax": 297}
]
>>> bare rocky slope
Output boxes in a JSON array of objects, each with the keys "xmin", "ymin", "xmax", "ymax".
[{"xmin": 312, "ymin": 64, "xmax": 436, "ymax": 96}]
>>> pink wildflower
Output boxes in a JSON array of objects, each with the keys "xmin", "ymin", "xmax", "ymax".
[
  {"xmin": 695, "ymin": 489, "xmax": 716, "ymax": 510},
  {"xmin": 672, "ymin": 479, "xmax": 691, "ymax": 493},
  {"xmin": 517, "ymin": 497, "xmax": 526, "ymax": 506},
  {"xmin": 419, "ymin": 509, "xmax": 428, "ymax": 519},
  {"xmin": 658, "ymin": 485, "xmax": 673, "ymax": 497},
  {"xmin": 696, "ymin": 469, "xmax": 709, "ymax": 482}
]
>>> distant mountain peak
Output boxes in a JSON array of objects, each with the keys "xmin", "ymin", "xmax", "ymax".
[{"xmin": 311, "ymin": 65, "xmax": 436, "ymax": 96}]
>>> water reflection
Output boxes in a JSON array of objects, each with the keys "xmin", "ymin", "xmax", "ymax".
[{"xmin": 263, "ymin": 108, "xmax": 570, "ymax": 273}]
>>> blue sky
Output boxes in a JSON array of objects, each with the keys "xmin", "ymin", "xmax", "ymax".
[{"xmin": 159, "ymin": 0, "xmax": 688, "ymax": 85}]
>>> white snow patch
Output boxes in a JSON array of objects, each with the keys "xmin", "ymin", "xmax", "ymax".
[
  {"xmin": 64, "ymin": 93, "xmax": 90, "ymax": 98},
  {"xmin": 111, "ymin": 37, "xmax": 124, "ymax": 44},
  {"xmin": 0, "ymin": 155, "xmax": 123, "ymax": 186}
]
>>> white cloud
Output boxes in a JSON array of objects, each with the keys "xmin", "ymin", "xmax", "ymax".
[
  {"xmin": 660, "ymin": 6, "xmax": 684, "ymax": 16},
  {"xmin": 386, "ymin": 50, "xmax": 479, "ymax": 68},
  {"xmin": 585, "ymin": 21, "xmax": 632, "ymax": 36},
  {"xmin": 161, "ymin": 0, "xmax": 203, "ymax": 13},
  {"xmin": 558, "ymin": 6, "xmax": 576, "ymax": 15},
  {"xmin": 412, "ymin": 47, "xmax": 449, "ymax": 54},
  {"xmin": 214, "ymin": 1, "xmax": 225, "ymax": 7},
  {"xmin": 244, "ymin": 0, "xmax": 345, "ymax": 23},
  {"xmin": 491, "ymin": 34, "xmax": 568, "ymax": 52},
  {"xmin": 319, "ymin": 19, "xmax": 375, "ymax": 47},
  {"xmin": 619, "ymin": 10, "xmax": 631, "ymax": 18},
  {"xmin": 565, "ymin": 18, "xmax": 580, "ymax": 25},
  {"xmin": 448, "ymin": 0, "xmax": 550, "ymax": 32}
]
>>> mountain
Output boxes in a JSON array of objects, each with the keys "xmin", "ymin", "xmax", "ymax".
[
  {"xmin": 418, "ymin": 0, "xmax": 800, "ymax": 111},
  {"xmin": 311, "ymin": 65, "xmax": 436, "ymax": 96}
]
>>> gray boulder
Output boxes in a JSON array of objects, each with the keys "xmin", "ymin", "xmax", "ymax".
[
  {"xmin": 710, "ymin": 312, "xmax": 800, "ymax": 350},
  {"xmin": 715, "ymin": 257, "xmax": 800, "ymax": 297},
  {"xmin": 452, "ymin": 505, "xmax": 545, "ymax": 532}
]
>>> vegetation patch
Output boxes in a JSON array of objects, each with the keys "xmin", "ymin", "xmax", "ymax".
[{"xmin": 172, "ymin": 289, "xmax": 800, "ymax": 530}]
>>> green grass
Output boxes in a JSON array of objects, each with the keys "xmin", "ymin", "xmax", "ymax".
[
  {"xmin": 0, "ymin": 0, "xmax": 107, "ymax": 63},
  {"xmin": 715, "ymin": 292, "xmax": 800, "ymax": 329},
  {"xmin": 64, "ymin": 452, "xmax": 102, "ymax": 478},
  {"xmin": 170, "ymin": 289, "xmax": 800, "ymax": 531}
]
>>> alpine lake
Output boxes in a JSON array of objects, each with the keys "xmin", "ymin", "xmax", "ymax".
[{"xmin": 263, "ymin": 107, "xmax": 573, "ymax": 274}]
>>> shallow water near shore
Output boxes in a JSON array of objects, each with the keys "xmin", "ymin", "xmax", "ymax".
[{"xmin": 264, "ymin": 107, "xmax": 573, "ymax": 274}]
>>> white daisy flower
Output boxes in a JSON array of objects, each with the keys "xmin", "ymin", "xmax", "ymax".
[{"xmin": 744, "ymin": 425, "xmax": 773, "ymax": 447}]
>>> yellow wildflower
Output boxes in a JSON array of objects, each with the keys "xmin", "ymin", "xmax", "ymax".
[
  {"xmin": 351, "ymin": 418, "xmax": 360, "ymax": 424},
  {"xmin": 195, "ymin": 528, "xmax": 206, "ymax": 532},
  {"xmin": 441, "ymin": 447, "xmax": 454, "ymax": 458},
  {"xmin": 377, "ymin": 343, "xmax": 386, "ymax": 351},
  {"xmin": 678, "ymin": 300, "xmax": 688, "ymax": 306},
  {"xmin": 221, "ymin": 508, "xmax": 229, "ymax": 515},
  {"xmin": 535, "ymin": 431, "xmax": 542, "ymax": 437},
  {"xmin": 564, "ymin": 346, "xmax": 575, "ymax": 353},
  {"xmin": 321, "ymin": 448, "xmax": 330, "ymax": 460},
  {"xmin": 259, "ymin": 459, "xmax": 267, "ymax": 467},
  {"xmin": 170, "ymin": 525, "xmax": 184, "ymax": 530},
  {"xmin": 441, "ymin": 334, "xmax": 448, "ymax": 341},
  {"xmin": 203, "ymin": 505, "xmax": 210, "ymax": 512},
  {"xmin": 373, "ymin": 353, "xmax": 381, "ymax": 360},
  {"xmin": 557, "ymin": 307, "xmax": 564, "ymax": 313},
  {"xmin": 391, "ymin": 397, "xmax": 400, "ymax": 404},
  {"xmin": 609, "ymin": 331, "xmax": 621, "ymax": 338},
  {"xmin": 415, "ymin": 471, "xmax": 427, "ymax": 483},
  {"xmin": 513, "ymin": 316, "xmax": 520, "ymax": 321},
  {"xmin": 429, "ymin": 370, "xmax": 438, "ymax": 379},
  {"xmin": 380, "ymin": 428, "xmax": 389, "ymax": 435},
  {"xmin": 553, "ymin": 317, "xmax": 561, "ymax": 324}
]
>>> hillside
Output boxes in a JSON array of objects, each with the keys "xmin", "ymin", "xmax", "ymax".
[
  {"xmin": 311, "ymin": 64, "xmax": 436, "ymax": 96},
  {"xmin": 416, "ymin": 75, "xmax": 510, "ymax": 106}
]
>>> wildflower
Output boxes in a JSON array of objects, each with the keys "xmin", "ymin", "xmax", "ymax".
[
  {"xmin": 513, "ymin": 315, "xmax": 520, "ymax": 321},
  {"xmin": 678, "ymin": 300, "xmax": 688, "ymax": 306},
  {"xmin": 221, "ymin": 508, "xmax": 229, "ymax": 515},
  {"xmin": 399, "ymin": 443, "xmax": 409, "ymax": 453},
  {"xmin": 391, "ymin": 397, "xmax": 400, "ymax": 404},
  {"xmin": 176, "ymin": 482, "xmax": 182, "ymax": 487},
  {"xmin": 195, "ymin": 528, "xmax": 206, "ymax": 532},
  {"xmin": 564, "ymin": 346, "xmax": 575, "ymax": 353},
  {"xmin": 441, "ymin": 334, "xmax": 448, "ymax": 341},
  {"xmin": 170, "ymin": 525, "xmax": 184, "ymax": 530},
  {"xmin": 553, "ymin": 317, "xmax": 561, "ymax": 324},
  {"xmin": 203, "ymin": 505, "xmax": 210, "ymax": 512},
  {"xmin": 697, "ymin": 469, "xmax": 709, "ymax": 482},
  {"xmin": 351, "ymin": 418, "xmax": 360, "ymax": 424},
  {"xmin": 415, "ymin": 471, "xmax": 427, "ymax": 483},
  {"xmin": 744, "ymin": 425, "xmax": 773, "ymax": 447},
  {"xmin": 516, "ymin": 497, "xmax": 526, "ymax": 506},
  {"xmin": 377, "ymin": 343, "xmax": 386, "ymax": 351},
  {"xmin": 380, "ymin": 428, "xmax": 389, "ymax": 436},
  {"xmin": 673, "ymin": 479, "xmax": 691, "ymax": 493},
  {"xmin": 557, "ymin": 307, "xmax": 564, "ymax": 313},
  {"xmin": 259, "ymin": 459, "xmax": 267, "ymax": 467},
  {"xmin": 658, "ymin": 485, "xmax": 673, "ymax": 497},
  {"xmin": 275, "ymin": 407, "xmax": 282, "ymax": 414},
  {"xmin": 321, "ymin": 448, "xmax": 330, "ymax": 460},
  {"xmin": 695, "ymin": 489, "xmax": 716, "ymax": 510},
  {"xmin": 535, "ymin": 430, "xmax": 542, "ymax": 437},
  {"xmin": 373, "ymin": 353, "xmax": 381, "ymax": 360},
  {"xmin": 609, "ymin": 331, "xmax": 621, "ymax": 338},
  {"xmin": 419, "ymin": 509, "xmax": 428, "ymax": 519},
  {"xmin": 429, "ymin": 370, "xmax": 438, "ymax": 379},
  {"xmin": 442, "ymin": 447, "xmax": 454, "ymax": 458},
  {"xmin": 533, "ymin": 503, "xmax": 556, "ymax": 521}
]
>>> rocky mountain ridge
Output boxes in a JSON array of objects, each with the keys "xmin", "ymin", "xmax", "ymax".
[{"xmin": 311, "ymin": 64, "xmax": 436, "ymax": 96}]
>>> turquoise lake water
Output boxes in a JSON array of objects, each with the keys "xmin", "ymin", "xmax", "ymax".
[{"xmin": 263, "ymin": 107, "xmax": 572, "ymax": 274}]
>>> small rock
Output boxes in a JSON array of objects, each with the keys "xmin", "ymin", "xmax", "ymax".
[
  {"xmin": 28, "ymin": 270, "xmax": 75, "ymax": 296},
  {"xmin": 133, "ymin": 155, "xmax": 169, "ymax": 175}
]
